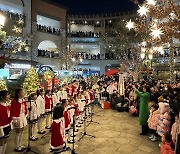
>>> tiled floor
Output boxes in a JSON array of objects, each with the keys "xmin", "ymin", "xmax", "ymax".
[{"xmin": 6, "ymin": 106, "xmax": 160, "ymax": 154}]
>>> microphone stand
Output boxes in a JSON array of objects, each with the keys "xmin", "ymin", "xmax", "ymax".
[
  {"xmin": 78, "ymin": 105, "xmax": 95, "ymax": 142},
  {"xmin": 87, "ymin": 102, "xmax": 100, "ymax": 126},
  {"xmin": 71, "ymin": 112, "xmax": 76, "ymax": 154},
  {"xmin": 24, "ymin": 100, "xmax": 38, "ymax": 154}
]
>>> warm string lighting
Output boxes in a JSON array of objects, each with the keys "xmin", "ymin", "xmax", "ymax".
[
  {"xmin": 125, "ymin": 20, "xmax": 134, "ymax": 30},
  {"xmin": 146, "ymin": 0, "xmax": 156, "ymax": 6},
  {"xmin": 137, "ymin": 5, "xmax": 149, "ymax": 17},
  {"xmin": 150, "ymin": 27, "xmax": 164, "ymax": 39}
]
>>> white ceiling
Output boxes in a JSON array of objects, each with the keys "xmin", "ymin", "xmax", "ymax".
[
  {"xmin": 0, "ymin": 1, "xmax": 23, "ymax": 14},
  {"xmin": 38, "ymin": 40, "xmax": 58, "ymax": 50},
  {"xmin": 37, "ymin": 15, "xmax": 60, "ymax": 29}
]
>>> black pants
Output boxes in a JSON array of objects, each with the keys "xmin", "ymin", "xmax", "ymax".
[{"xmin": 141, "ymin": 125, "xmax": 149, "ymax": 135}]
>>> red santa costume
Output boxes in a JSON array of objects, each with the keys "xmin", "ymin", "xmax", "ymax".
[
  {"xmin": 71, "ymin": 84, "xmax": 77, "ymax": 97},
  {"xmin": 10, "ymin": 99, "xmax": 28, "ymax": 129},
  {"xmin": 63, "ymin": 107, "xmax": 71, "ymax": 131},
  {"xmin": 10, "ymin": 98, "xmax": 28, "ymax": 150},
  {"xmin": 45, "ymin": 95, "xmax": 52, "ymax": 114},
  {"xmin": 45, "ymin": 95, "xmax": 52, "ymax": 128},
  {"xmin": 50, "ymin": 117, "xmax": 66, "ymax": 152},
  {"xmin": 0, "ymin": 102, "xmax": 12, "ymax": 139},
  {"xmin": 89, "ymin": 90, "xmax": 94, "ymax": 103}
]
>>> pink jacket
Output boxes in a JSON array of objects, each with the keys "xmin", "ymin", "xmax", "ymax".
[
  {"xmin": 148, "ymin": 110, "xmax": 160, "ymax": 130},
  {"xmin": 160, "ymin": 142, "xmax": 174, "ymax": 154},
  {"xmin": 171, "ymin": 122, "xmax": 178, "ymax": 142},
  {"xmin": 157, "ymin": 102, "xmax": 171, "ymax": 136}
]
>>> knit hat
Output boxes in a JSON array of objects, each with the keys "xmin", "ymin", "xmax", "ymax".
[{"xmin": 158, "ymin": 96, "xmax": 164, "ymax": 102}]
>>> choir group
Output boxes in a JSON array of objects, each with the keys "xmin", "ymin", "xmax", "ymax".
[{"xmin": 0, "ymin": 80, "xmax": 95, "ymax": 153}]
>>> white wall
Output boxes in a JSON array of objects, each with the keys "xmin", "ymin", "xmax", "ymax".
[{"xmin": 70, "ymin": 24, "xmax": 94, "ymax": 32}]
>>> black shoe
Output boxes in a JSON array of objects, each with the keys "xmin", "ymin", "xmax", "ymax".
[
  {"xmin": 140, "ymin": 133, "xmax": 147, "ymax": 135},
  {"xmin": 45, "ymin": 126, "xmax": 51, "ymax": 129},
  {"xmin": 29, "ymin": 136, "xmax": 38, "ymax": 141},
  {"xmin": 71, "ymin": 134, "xmax": 76, "ymax": 137},
  {"xmin": 67, "ymin": 140, "xmax": 74, "ymax": 144},
  {"xmin": 76, "ymin": 125, "xmax": 81, "ymax": 127},
  {"xmin": 79, "ymin": 121, "xmax": 83, "ymax": 124},
  {"xmin": 14, "ymin": 147, "xmax": 25, "ymax": 152},
  {"xmin": 38, "ymin": 130, "xmax": 46, "ymax": 134},
  {"xmin": 74, "ymin": 129, "xmax": 79, "ymax": 132}
]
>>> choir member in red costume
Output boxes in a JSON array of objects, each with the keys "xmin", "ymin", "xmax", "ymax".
[
  {"xmin": 45, "ymin": 90, "xmax": 52, "ymax": 129},
  {"xmin": 10, "ymin": 89, "xmax": 28, "ymax": 152},
  {"xmin": 50, "ymin": 104, "xmax": 66, "ymax": 153},
  {"xmin": 0, "ymin": 90, "xmax": 12, "ymax": 154}
]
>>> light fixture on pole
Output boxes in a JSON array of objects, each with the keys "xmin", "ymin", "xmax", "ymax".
[
  {"xmin": 0, "ymin": 14, "xmax": 5, "ymax": 26},
  {"xmin": 141, "ymin": 53, "xmax": 145, "ymax": 59}
]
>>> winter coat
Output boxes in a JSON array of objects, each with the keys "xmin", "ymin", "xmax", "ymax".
[
  {"xmin": 171, "ymin": 121, "xmax": 178, "ymax": 142},
  {"xmin": 135, "ymin": 90, "xmax": 150, "ymax": 125},
  {"xmin": 160, "ymin": 142, "xmax": 174, "ymax": 154},
  {"xmin": 157, "ymin": 102, "xmax": 171, "ymax": 136},
  {"xmin": 148, "ymin": 110, "xmax": 160, "ymax": 130}
]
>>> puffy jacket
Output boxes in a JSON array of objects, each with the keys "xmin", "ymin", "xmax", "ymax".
[
  {"xmin": 157, "ymin": 102, "xmax": 171, "ymax": 136},
  {"xmin": 160, "ymin": 142, "xmax": 174, "ymax": 154},
  {"xmin": 171, "ymin": 121, "xmax": 178, "ymax": 142},
  {"xmin": 148, "ymin": 109, "xmax": 160, "ymax": 130}
]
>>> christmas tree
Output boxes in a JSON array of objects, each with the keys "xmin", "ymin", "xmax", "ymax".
[
  {"xmin": 0, "ymin": 79, "xmax": 7, "ymax": 91},
  {"xmin": 23, "ymin": 67, "xmax": 40, "ymax": 97},
  {"xmin": 127, "ymin": 0, "xmax": 180, "ymax": 82}
]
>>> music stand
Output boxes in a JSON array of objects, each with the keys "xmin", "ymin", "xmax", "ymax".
[{"xmin": 78, "ymin": 105, "xmax": 95, "ymax": 142}]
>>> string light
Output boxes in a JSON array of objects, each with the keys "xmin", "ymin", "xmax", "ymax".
[
  {"xmin": 126, "ymin": 20, "xmax": 134, "ymax": 30},
  {"xmin": 150, "ymin": 27, "xmax": 163, "ymax": 39},
  {"xmin": 146, "ymin": 0, "xmax": 156, "ymax": 6},
  {"xmin": 137, "ymin": 5, "xmax": 149, "ymax": 17}
]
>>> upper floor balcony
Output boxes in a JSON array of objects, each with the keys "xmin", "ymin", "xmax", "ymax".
[
  {"xmin": 36, "ymin": 15, "xmax": 61, "ymax": 36},
  {"xmin": 68, "ymin": 31, "xmax": 101, "ymax": 38}
]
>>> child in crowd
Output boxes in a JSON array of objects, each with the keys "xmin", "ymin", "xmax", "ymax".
[
  {"xmin": 160, "ymin": 133, "xmax": 174, "ymax": 154},
  {"xmin": 52, "ymin": 88, "xmax": 59, "ymax": 108},
  {"xmin": 74, "ymin": 96, "xmax": 81, "ymax": 127},
  {"xmin": 157, "ymin": 96, "xmax": 171, "ymax": 137},
  {"xmin": 11, "ymin": 89, "xmax": 28, "ymax": 152},
  {"xmin": 28, "ymin": 92, "xmax": 38, "ymax": 141},
  {"xmin": 45, "ymin": 90, "xmax": 52, "ymax": 129},
  {"xmin": 78, "ymin": 93, "xmax": 85, "ymax": 124},
  {"xmin": 50, "ymin": 104, "xmax": 66, "ymax": 153},
  {"xmin": 148, "ymin": 104, "xmax": 160, "ymax": 142},
  {"xmin": 171, "ymin": 115, "xmax": 179, "ymax": 145},
  {"xmin": 0, "ymin": 90, "xmax": 12, "ymax": 154},
  {"xmin": 36, "ymin": 89, "xmax": 46, "ymax": 134}
]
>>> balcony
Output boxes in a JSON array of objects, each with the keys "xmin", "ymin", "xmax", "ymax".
[
  {"xmin": 37, "ymin": 24, "xmax": 61, "ymax": 36},
  {"xmin": 37, "ymin": 49, "xmax": 60, "ymax": 59},
  {"xmin": 68, "ymin": 31, "xmax": 101, "ymax": 38}
]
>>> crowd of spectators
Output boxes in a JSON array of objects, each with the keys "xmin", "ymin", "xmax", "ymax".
[
  {"xmin": 37, "ymin": 49, "xmax": 59, "ymax": 58},
  {"xmin": 0, "ymin": 9, "xmax": 25, "ymax": 22},
  {"xmin": 37, "ymin": 24, "xmax": 61, "ymax": 35},
  {"xmin": 153, "ymin": 49, "xmax": 180, "ymax": 58},
  {"xmin": 94, "ymin": 74, "xmax": 180, "ymax": 153},
  {"xmin": 73, "ymin": 52, "xmax": 119, "ymax": 60},
  {"xmin": 68, "ymin": 31, "xmax": 101, "ymax": 38}
]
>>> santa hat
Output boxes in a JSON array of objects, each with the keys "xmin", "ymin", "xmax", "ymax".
[{"xmin": 158, "ymin": 96, "xmax": 164, "ymax": 102}]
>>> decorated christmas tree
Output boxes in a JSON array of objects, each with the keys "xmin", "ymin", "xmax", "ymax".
[
  {"xmin": 0, "ymin": 79, "xmax": 7, "ymax": 91},
  {"xmin": 23, "ymin": 67, "xmax": 40, "ymax": 97}
]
